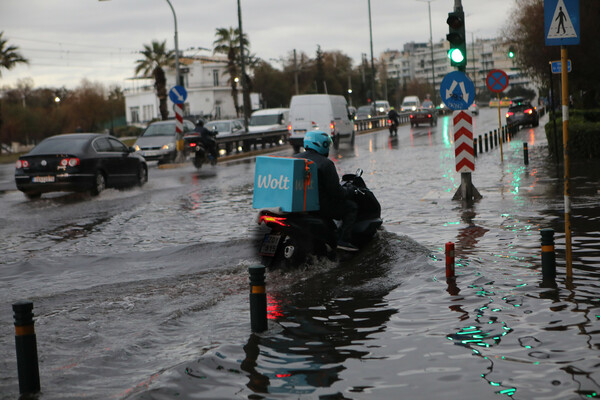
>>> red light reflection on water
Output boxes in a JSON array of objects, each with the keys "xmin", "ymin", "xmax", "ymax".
[{"xmin": 267, "ymin": 293, "xmax": 284, "ymax": 319}]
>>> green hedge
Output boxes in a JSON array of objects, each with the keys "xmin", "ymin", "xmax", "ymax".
[{"xmin": 545, "ymin": 111, "xmax": 600, "ymax": 159}]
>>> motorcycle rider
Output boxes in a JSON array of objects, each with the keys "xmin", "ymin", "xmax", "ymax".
[
  {"xmin": 388, "ymin": 107, "xmax": 399, "ymax": 134},
  {"xmin": 195, "ymin": 119, "xmax": 218, "ymax": 164},
  {"xmin": 294, "ymin": 130, "xmax": 359, "ymax": 252}
]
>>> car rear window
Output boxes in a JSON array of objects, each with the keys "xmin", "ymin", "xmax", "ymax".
[
  {"xmin": 250, "ymin": 115, "xmax": 281, "ymax": 126},
  {"xmin": 28, "ymin": 137, "xmax": 90, "ymax": 155}
]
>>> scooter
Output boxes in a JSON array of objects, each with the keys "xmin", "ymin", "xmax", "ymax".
[
  {"xmin": 388, "ymin": 119, "xmax": 399, "ymax": 136},
  {"xmin": 255, "ymin": 169, "xmax": 382, "ymax": 268},
  {"xmin": 183, "ymin": 133, "xmax": 217, "ymax": 168}
]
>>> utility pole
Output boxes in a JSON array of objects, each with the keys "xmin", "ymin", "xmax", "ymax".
[
  {"xmin": 368, "ymin": 0, "xmax": 377, "ymax": 103},
  {"xmin": 237, "ymin": 0, "xmax": 249, "ymax": 132}
]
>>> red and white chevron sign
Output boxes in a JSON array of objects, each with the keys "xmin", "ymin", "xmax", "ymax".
[{"xmin": 453, "ymin": 110, "xmax": 474, "ymax": 173}]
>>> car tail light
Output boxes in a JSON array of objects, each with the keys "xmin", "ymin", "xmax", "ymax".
[
  {"xmin": 287, "ymin": 124, "xmax": 292, "ymax": 132},
  {"xmin": 259, "ymin": 214, "xmax": 288, "ymax": 227},
  {"xmin": 387, "ymin": 119, "xmax": 392, "ymax": 124},
  {"xmin": 15, "ymin": 160, "xmax": 29, "ymax": 169},
  {"xmin": 409, "ymin": 114, "xmax": 414, "ymax": 119},
  {"xmin": 189, "ymin": 142, "xmax": 197, "ymax": 147},
  {"xmin": 60, "ymin": 157, "xmax": 80, "ymax": 167},
  {"xmin": 330, "ymin": 121, "xmax": 335, "ymax": 134},
  {"xmin": 428, "ymin": 114, "xmax": 432, "ymax": 118},
  {"xmin": 506, "ymin": 112, "xmax": 514, "ymax": 118},
  {"xmin": 524, "ymin": 108, "xmax": 533, "ymax": 114}
]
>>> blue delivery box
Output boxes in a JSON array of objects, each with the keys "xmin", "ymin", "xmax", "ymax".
[{"xmin": 253, "ymin": 156, "xmax": 319, "ymax": 212}]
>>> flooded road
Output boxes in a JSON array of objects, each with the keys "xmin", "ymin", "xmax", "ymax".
[{"xmin": 1, "ymin": 108, "xmax": 599, "ymax": 399}]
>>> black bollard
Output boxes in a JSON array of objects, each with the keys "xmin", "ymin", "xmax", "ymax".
[
  {"xmin": 523, "ymin": 142, "xmax": 529, "ymax": 165},
  {"xmin": 485, "ymin": 133, "xmax": 489, "ymax": 152},
  {"xmin": 249, "ymin": 265, "xmax": 268, "ymax": 333},
  {"xmin": 473, "ymin": 138, "xmax": 478, "ymax": 157},
  {"xmin": 541, "ymin": 229, "xmax": 556, "ymax": 282},
  {"xmin": 490, "ymin": 131, "xmax": 494, "ymax": 149},
  {"xmin": 13, "ymin": 300, "xmax": 40, "ymax": 396},
  {"xmin": 478, "ymin": 135, "xmax": 483, "ymax": 154},
  {"xmin": 494, "ymin": 129, "xmax": 498, "ymax": 146}
]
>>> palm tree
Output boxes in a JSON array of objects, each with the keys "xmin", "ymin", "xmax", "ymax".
[
  {"xmin": 0, "ymin": 32, "xmax": 28, "ymax": 77},
  {"xmin": 213, "ymin": 27, "xmax": 249, "ymax": 117},
  {"xmin": 134, "ymin": 40, "xmax": 175, "ymax": 120}
]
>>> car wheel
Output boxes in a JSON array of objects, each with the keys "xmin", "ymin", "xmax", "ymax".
[
  {"xmin": 137, "ymin": 165, "xmax": 148, "ymax": 186},
  {"xmin": 91, "ymin": 171, "xmax": 106, "ymax": 196},
  {"xmin": 25, "ymin": 192, "xmax": 41, "ymax": 200}
]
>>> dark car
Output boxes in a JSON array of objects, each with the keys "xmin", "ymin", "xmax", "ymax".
[
  {"xmin": 409, "ymin": 107, "xmax": 438, "ymax": 127},
  {"xmin": 133, "ymin": 119, "xmax": 196, "ymax": 164},
  {"xmin": 355, "ymin": 105, "xmax": 375, "ymax": 120},
  {"xmin": 506, "ymin": 98, "xmax": 539, "ymax": 128},
  {"xmin": 15, "ymin": 133, "xmax": 148, "ymax": 199}
]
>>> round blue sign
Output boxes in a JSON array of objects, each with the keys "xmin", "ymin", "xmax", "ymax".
[
  {"xmin": 486, "ymin": 69, "xmax": 509, "ymax": 93},
  {"xmin": 169, "ymin": 85, "xmax": 187, "ymax": 104},
  {"xmin": 439, "ymin": 71, "xmax": 475, "ymax": 111}
]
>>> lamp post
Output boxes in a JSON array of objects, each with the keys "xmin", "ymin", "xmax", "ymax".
[
  {"xmin": 165, "ymin": 0, "xmax": 181, "ymax": 87},
  {"xmin": 237, "ymin": 0, "xmax": 249, "ymax": 132},
  {"xmin": 367, "ymin": 0, "xmax": 377, "ymax": 103},
  {"xmin": 418, "ymin": 0, "xmax": 437, "ymax": 105}
]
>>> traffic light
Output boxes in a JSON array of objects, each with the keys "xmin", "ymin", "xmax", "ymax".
[
  {"xmin": 508, "ymin": 46, "xmax": 515, "ymax": 59},
  {"xmin": 446, "ymin": 10, "xmax": 467, "ymax": 69}
]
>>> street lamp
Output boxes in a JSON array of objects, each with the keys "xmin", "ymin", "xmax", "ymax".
[
  {"xmin": 418, "ymin": 0, "xmax": 437, "ymax": 105},
  {"xmin": 367, "ymin": 0, "xmax": 377, "ymax": 103}
]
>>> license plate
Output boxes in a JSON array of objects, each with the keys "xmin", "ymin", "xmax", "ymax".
[
  {"xmin": 260, "ymin": 233, "xmax": 281, "ymax": 256},
  {"xmin": 143, "ymin": 150, "xmax": 158, "ymax": 157},
  {"xmin": 293, "ymin": 130, "xmax": 306, "ymax": 134},
  {"xmin": 32, "ymin": 176, "xmax": 55, "ymax": 183}
]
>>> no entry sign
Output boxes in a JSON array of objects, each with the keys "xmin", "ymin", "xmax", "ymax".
[{"xmin": 486, "ymin": 70, "xmax": 509, "ymax": 93}]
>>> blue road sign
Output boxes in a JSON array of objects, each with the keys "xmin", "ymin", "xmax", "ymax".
[
  {"xmin": 440, "ymin": 71, "xmax": 475, "ymax": 111},
  {"xmin": 545, "ymin": 0, "xmax": 580, "ymax": 46},
  {"xmin": 486, "ymin": 69, "xmax": 509, "ymax": 93},
  {"xmin": 169, "ymin": 85, "xmax": 187, "ymax": 104},
  {"xmin": 551, "ymin": 60, "xmax": 572, "ymax": 74}
]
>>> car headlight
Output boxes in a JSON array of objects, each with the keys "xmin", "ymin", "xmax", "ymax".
[
  {"xmin": 134, "ymin": 144, "xmax": 140, "ymax": 151},
  {"xmin": 162, "ymin": 143, "xmax": 175, "ymax": 150}
]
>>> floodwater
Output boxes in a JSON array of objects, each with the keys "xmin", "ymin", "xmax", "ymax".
[{"xmin": 1, "ymin": 108, "xmax": 599, "ymax": 399}]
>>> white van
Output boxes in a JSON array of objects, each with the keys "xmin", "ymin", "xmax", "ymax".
[
  {"xmin": 288, "ymin": 94, "xmax": 355, "ymax": 153},
  {"xmin": 374, "ymin": 100, "xmax": 391, "ymax": 115},
  {"xmin": 401, "ymin": 96, "xmax": 421, "ymax": 111},
  {"xmin": 248, "ymin": 108, "xmax": 289, "ymax": 133}
]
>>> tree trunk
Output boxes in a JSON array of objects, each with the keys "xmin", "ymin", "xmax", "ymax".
[{"xmin": 154, "ymin": 67, "xmax": 169, "ymax": 120}]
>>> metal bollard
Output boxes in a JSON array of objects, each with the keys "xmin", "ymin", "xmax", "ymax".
[
  {"xmin": 473, "ymin": 138, "xmax": 478, "ymax": 157},
  {"xmin": 249, "ymin": 265, "xmax": 268, "ymax": 333},
  {"xmin": 478, "ymin": 135, "xmax": 483, "ymax": 154},
  {"xmin": 490, "ymin": 131, "xmax": 494, "ymax": 149},
  {"xmin": 523, "ymin": 142, "xmax": 529, "ymax": 165},
  {"xmin": 485, "ymin": 133, "xmax": 489, "ymax": 152},
  {"xmin": 494, "ymin": 129, "xmax": 498, "ymax": 147},
  {"xmin": 445, "ymin": 242, "xmax": 455, "ymax": 278},
  {"xmin": 541, "ymin": 229, "xmax": 556, "ymax": 282},
  {"xmin": 13, "ymin": 300, "xmax": 40, "ymax": 396}
]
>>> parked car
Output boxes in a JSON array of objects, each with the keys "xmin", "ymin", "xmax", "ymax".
[
  {"xmin": 355, "ymin": 105, "xmax": 375, "ymax": 120},
  {"xmin": 468, "ymin": 102, "xmax": 479, "ymax": 115},
  {"xmin": 506, "ymin": 98, "xmax": 539, "ymax": 128},
  {"xmin": 14, "ymin": 133, "xmax": 148, "ymax": 199},
  {"xmin": 205, "ymin": 119, "xmax": 245, "ymax": 137},
  {"xmin": 409, "ymin": 107, "xmax": 438, "ymax": 127},
  {"xmin": 133, "ymin": 119, "xmax": 195, "ymax": 164}
]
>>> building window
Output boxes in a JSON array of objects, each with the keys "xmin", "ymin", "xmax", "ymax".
[
  {"xmin": 130, "ymin": 107, "xmax": 140, "ymax": 123},
  {"xmin": 213, "ymin": 70, "xmax": 219, "ymax": 87},
  {"xmin": 142, "ymin": 104, "xmax": 154, "ymax": 122}
]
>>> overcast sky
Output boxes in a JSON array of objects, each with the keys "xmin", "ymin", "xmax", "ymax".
[{"xmin": 1, "ymin": 0, "xmax": 516, "ymax": 90}]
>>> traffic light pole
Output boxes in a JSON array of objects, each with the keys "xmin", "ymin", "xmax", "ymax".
[{"xmin": 450, "ymin": 0, "xmax": 481, "ymax": 204}]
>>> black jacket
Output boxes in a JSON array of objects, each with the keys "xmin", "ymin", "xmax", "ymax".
[{"xmin": 294, "ymin": 149, "xmax": 346, "ymax": 215}]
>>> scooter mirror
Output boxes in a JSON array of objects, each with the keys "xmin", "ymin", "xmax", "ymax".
[{"xmin": 355, "ymin": 168, "xmax": 363, "ymax": 177}]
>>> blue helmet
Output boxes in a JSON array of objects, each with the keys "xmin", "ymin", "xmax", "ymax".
[{"xmin": 304, "ymin": 130, "xmax": 332, "ymax": 156}]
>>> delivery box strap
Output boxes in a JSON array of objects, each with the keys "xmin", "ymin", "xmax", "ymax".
[{"xmin": 303, "ymin": 159, "xmax": 314, "ymax": 211}]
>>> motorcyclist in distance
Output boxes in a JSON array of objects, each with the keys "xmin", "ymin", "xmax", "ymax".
[
  {"xmin": 195, "ymin": 119, "xmax": 218, "ymax": 165},
  {"xmin": 388, "ymin": 107, "xmax": 399, "ymax": 126},
  {"xmin": 294, "ymin": 130, "xmax": 359, "ymax": 252}
]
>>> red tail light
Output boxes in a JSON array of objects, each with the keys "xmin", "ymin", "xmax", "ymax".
[
  {"xmin": 409, "ymin": 114, "xmax": 414, "ymax": 119},
  {"xmin": 506, "ymin": 112, "xmax": 514, "ymax": 118},
  {"xmin": 287, "ymin": 124, "xmax": 292, "ymax": 132},
  {"xmin": 259, "ymin": 214, "xmax": 289, "ymax": 227},
  {"xmin": 524, "ymin": 108, "xmax": 533, "ymax": 114},
  {"xmin": 189, "ymin": 142, "xmax": 197, "ymax": 147},
  {"xmin": 15, "ymin": 160, "xmax": 29, "ymax": 169},
  {"xmin": 60, "ymin": 157, "xmax": 80, "ymax": 167},
  {"xmin": 387, "ymin": 119, "xmax": 391, "ymax": 124},
  {"xmin": 330, "ymin": 121, "xmax": 335, "ymax": 134},
  {"xmin": 428, "ymin": 114, "xmax": 432, "ymax": 118}
]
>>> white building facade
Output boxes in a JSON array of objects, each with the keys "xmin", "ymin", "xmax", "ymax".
[{"xmin": 124, "ymin": 55, "xmax": 252, "ymax": 126}]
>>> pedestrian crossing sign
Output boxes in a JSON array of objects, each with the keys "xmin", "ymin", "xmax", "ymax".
[{"xmin": 545, "ymin": 0, "xmax": 580, "ymax": 46}]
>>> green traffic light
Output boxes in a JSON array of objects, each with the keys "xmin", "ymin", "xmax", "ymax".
[
  {"xmin": 449, "ymin": 48, "xmax": 465, "ymax": 63},
  {"xmin": 508, "ymin": 51, "xmax": 515, "ymax": 58}
]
